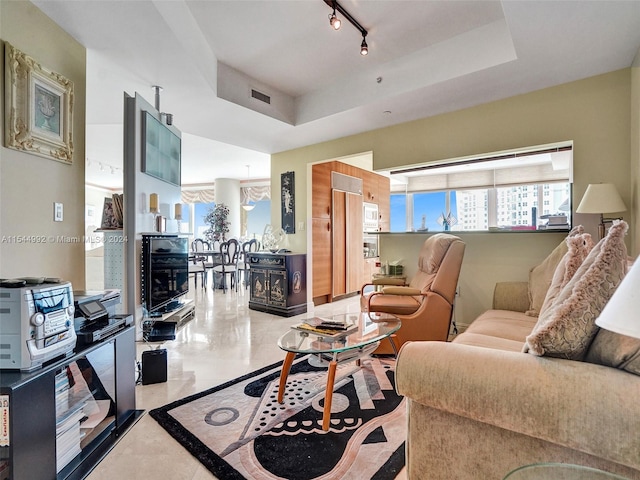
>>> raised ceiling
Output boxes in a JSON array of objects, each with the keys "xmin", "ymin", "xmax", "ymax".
[{"xmin": 32, "ymin": 0, "xmax": 640, "ymax": 189}]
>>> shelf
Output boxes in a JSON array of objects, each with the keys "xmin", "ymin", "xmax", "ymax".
[
  {"xmin": 0, "ymin": 326, "xmax": 139, "ymax": 480},
  {"xmin": 372, "ymin": 229, "xmax": 569, "ymax": 235}
]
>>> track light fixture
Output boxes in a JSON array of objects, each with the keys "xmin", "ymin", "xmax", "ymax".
[
  {"xmin": 360, "ymin": 35, "xmax": 368, "ymax": 56},
  {"xmin": 328, "ymin": 1, "xmax": 341, "ymax": 30},
  {"xmin": 323, "ymin": 0, "xmax": 369, "ymax": 55}
]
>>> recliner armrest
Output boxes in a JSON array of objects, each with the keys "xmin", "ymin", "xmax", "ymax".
[
  {"xmin": 373, "ymin": 277, "xmax": 407, "ymax": 286},
  {"xmin": 381, "ymin": 286, "xmax": 422, "ymax": 295}
]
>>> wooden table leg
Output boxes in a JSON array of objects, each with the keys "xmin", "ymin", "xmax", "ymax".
[
  {"xmin": 322, "ymin": 360, "xmax": 338, "ymax": 431},
  {"xmin": 277, "ymin": 352, "xmax": 296, "ymax": 403}
]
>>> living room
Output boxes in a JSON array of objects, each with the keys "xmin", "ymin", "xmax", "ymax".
[{"xmin": 1, "ymin": 1, "xmax": 640, "ymax": 479}]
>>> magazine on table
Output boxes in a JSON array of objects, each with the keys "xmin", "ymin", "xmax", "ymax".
[{"xmin": 291, "ymin": 317, "xmax": 358, "ymax": 338}]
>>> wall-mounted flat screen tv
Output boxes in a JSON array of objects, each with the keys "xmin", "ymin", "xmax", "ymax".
[{"xmin": 141, "ymin": 111, "xmax": 181, "ymax": 186}]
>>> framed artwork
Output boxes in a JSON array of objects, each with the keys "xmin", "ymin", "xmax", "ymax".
[
  {"xmin": 141, "ymin": 111, "xmax": 181, "ymax": 186},
  {"xmin": 4, "ymin": 42, "xmax": 74, "ymax": 164},
  {"xmin": 281, "ymin": 171, "xmax": 295, "ymax": 233},
  {"xmin": 100, "ymin": 197, "xmax": 120, "ymax": 229}
]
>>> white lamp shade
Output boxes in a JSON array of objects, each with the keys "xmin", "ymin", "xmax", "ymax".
[
  {"xmin": 242, "ymin": 203, "xmax": 255, "ymax": 211},
  {"xmin": 596, "ymin": 258, "xmax": 640, "ymax": 339},
  {"xmin": 576, "ymin": 183, "xmax": 626, "ymax": 214}
]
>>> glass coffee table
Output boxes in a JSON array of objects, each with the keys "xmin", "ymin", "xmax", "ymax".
[
  {"xmin": 504, "ymin": 463, "xmax": 631, "ymax": 479},
  {"xmin": 277, "ymin": 311, "xmax": 400, "ymax": 431}
]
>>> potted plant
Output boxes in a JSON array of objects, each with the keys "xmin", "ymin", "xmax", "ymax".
[{"xmin": 203, "ymin": 203, "xmax": 230, "ymax": 242}]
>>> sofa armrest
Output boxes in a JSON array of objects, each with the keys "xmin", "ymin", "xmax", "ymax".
[
  {"xmin": 396, "ymin": 341, "xmax": 640, "ymax": 471},
  {"xmin": 493, "ymin": 281, "xmax": 529, "ymax": 312}
]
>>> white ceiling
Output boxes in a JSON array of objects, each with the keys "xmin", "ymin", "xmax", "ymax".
[{"xmin": 32, "ymin": 0, "xmax": 640, "ymax": 190}]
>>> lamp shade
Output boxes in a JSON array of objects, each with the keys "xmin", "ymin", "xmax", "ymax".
[
  {"xmin": 149, "ymin": 193, "xmax": 159, "ymax": 213},
  {"xmin": 576, "ymin": 183, "xmax": 626, "ymax": 214},
  {"xmin": 596, "ymin": 258, "xmax": 640, "ymax": 339}
]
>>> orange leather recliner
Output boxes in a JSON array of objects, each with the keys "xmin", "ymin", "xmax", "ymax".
[{"xmin": 361, "ymin": 233, "xmax": 466, "ymax": 354}]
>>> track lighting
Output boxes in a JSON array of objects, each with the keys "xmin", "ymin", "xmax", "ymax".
[
  {"xmin": 329, "ymin": 1, "xmax": 341, "ymax": 30},
  {"xmin": 324, "ymin": 0, "xmax": 369, "ymax": 55},
  {"xmin": 360, "ymin": 36, "xmax": 368, "ymax": 56}
]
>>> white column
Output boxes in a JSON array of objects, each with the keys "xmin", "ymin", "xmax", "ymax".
[{"xmin": 214, "ymin": 178, "xmax": 241, "ymax": 239}]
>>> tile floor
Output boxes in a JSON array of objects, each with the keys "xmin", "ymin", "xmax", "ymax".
[{"xmin": 87, "ymin": 280, "xmax": 406, "ymax": 480}]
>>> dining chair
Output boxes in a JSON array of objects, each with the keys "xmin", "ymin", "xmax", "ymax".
[
  {"xmin": 213, "ymin": 239, "xmax": 240, "ymax": 292},
  {"xmin": 188, "ymin": 254, "xmax": 206, "ymax": 289},
  {"xmin": 238, "ymin": 238, "xmax": 258, "ymax": 289},
  {"xmin": 193, "ymin": 238, "xmax": 217, "ymax": 288}
]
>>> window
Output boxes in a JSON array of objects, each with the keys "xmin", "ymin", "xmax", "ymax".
[{"xmin": 387, "ymin": 143, "xmax": 572, "ymax": 232}]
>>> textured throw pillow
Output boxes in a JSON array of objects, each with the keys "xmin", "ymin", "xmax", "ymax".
[
  {"xmin": 524, "ymin": 220, "xmax": 629, "ymax": 360},
  {"xmin": 585, "ymin": 328, "xmax": 640, "ymax": 375},
  {"xmin": 525, "ymin": 241, "xmax": 569, "ymax": 317},
  {"xmin": 538, "ymin": 233, "xmax": 594, "ymax": 316}
]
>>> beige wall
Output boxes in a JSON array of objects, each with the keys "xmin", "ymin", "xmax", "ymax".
[
  {"xmin": 631, "ymin": 56, "xmax": 640, "ymax": 255},
  {"xmin": 0, "ymin": 0, "xmax": 86, "ymax": 286},
  {"xmin": 271, "ymin": 69, "xmax": 636, "ymax": 323}
]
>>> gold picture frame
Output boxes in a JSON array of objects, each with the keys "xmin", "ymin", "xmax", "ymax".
[{"xmin": 4, "ymin": 42, "xmax": 74, "ymax": 164}]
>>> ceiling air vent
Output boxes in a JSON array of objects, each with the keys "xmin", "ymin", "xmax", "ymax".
[{"xmin": 251, "ymin": 89, "xmax": 271, "ymax": 105}]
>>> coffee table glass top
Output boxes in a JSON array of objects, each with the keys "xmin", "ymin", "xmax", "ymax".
[
  {"xmin": 503, "ymin": 463, "xmax": 630, "ymax": 480},
  {"xmin": 278, "ymin": 312, "xmax": 400, "ymax": 355}
]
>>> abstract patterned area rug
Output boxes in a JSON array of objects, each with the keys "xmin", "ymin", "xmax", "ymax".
[{"xmin": 149, "ymin": 355, "xmax": 405, "ymax": 480}]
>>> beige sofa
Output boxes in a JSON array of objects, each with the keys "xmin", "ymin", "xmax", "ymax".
[{"xmin": 396, "ymin": 280, "xmax": 640, "ymax": 479}]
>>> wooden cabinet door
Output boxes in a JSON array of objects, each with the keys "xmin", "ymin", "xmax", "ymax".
[
  {"xmin": 268, "ymin": 269, "xmax": 287, "ymax": 307},
  {"xmin": 332, "ymin": 190, "xmax": 347, "ymax": 297},
  {"xmin": 250, "ymin": 268, "xmax": 268, "ymax": 305},
  {"xmin": 332, "ymin": 190, "xmax": 363, "ymax": 297},
  {"xmin": 312, "ymin": 162, "xmax": 333, "ymax": 219},
  {"xmin": 377, "ymin": 175, "xmax": 391, "ymax": 231},
  {"xmin": 312, "ymin": 218, "xmax": 332, "ymax": 299},
  {"xmin": 362, "ymin": 171, "xmax": 379, "ymax": 203},
  {"xmin": 346, "ymin": 192, "xmax": 363, "ymax": 293}
]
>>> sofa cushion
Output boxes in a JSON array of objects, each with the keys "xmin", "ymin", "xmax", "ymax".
[
  {"xmin": 525, "ymin": 239, "xmax": 569, "ymax": 317},
  {"xmin": 465, "ymin": 310, "xmax": 538, "ymax": 343},
  {"xmin": 585, "ymin": 329, "xmax": 640, "ymax": 375},
  {"xmin": 524, "ymin": 220, "xmax": 629, "ymax": 360},
  {"xmin": 538, "ymin": 233, "xmax": 594, "ymax": 316},
  {"xmin": 525, "ymin": 226, "xmax": 585, "ymax": 317},
  {"xmin": 452, "ymin": 332, "xmax": 526, "ymax": 352}
]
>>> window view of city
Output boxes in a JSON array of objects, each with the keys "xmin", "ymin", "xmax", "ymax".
[
  {"xmin": 390, "ymin": 182, "xmax": 571, "ymax": 232},
  {"xmin": 388, "ymin": 143, "xmax": 573, "ymax": 233}
]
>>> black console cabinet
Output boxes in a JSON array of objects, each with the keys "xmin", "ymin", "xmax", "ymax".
[
  {"xmin": 248, "ymin": 252, "xmax": 307, "ymax": 317},
  {"xmin": 0, "ymin": 325, "xmax": 141, "ymax": 480}
]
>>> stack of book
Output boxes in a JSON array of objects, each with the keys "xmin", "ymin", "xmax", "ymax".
[
  {"xmin": 292, "ymin": 317, "xmax": 358, "ymax": 338},
  {"xmin": 540, "ymin": 214, "xmax": 569, "ymax": 230},
  {"xmin": 55, "ymin": 370, "xmax": 84, "ymax": 473}
]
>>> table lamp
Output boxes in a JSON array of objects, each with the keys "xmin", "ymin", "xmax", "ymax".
[
  {"xmin": 576, "ymin": 183, "xmax": 626, "ymax": 239},
  {"xmin": 595, "ymin": 258, "xmax": 640, "ymax": 339}
]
